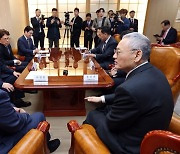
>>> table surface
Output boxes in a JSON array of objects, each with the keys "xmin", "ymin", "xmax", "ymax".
[{"xmin": 15, "ymin": 48, "xmax": 114, "ymax": 89}]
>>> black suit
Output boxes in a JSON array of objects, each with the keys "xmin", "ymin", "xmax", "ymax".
[
  {"xmin": 0, "ymin": 44, "xmax": 27, "ymax": 72},
  {"xmin": 82, "ymin": 20, "xmax": 93, "ymax": 49},
  {"xmin": 31, "ymin": 17, "xmax": 45, "ymax": 48},
  {"xmin": 0, "ymin": 89, "xmax": 46, "ymax": 153},
  {"xmin": 91, "ymin": 36, "xmax": 118, "ymax": 70},
  {"xmin": 160, "ymin": 27, "xmax": 177, "ymax": 45},
  {"xmin": 129, "ymin": 18, "xmax": 138, "ymax": 32},
  {"xmin": 46, "ymin": 16, "xmax": 62, "ymax": 48},
  {"xmin": 84, "ymin": 63, "xmax": 174, "ymax": 154},
  {"xmin": 70, "ymin": 16, "xmax": 83, "ymax": 47}
]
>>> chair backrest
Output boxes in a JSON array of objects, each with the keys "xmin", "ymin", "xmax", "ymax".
[
  {"xmin": 177, "ymin": 31, "xmax": 180, "ymax": 42},
  {"xmin": 150, "ymin": 46, "xmax": 180, "ymax": 102},
  {"xmin": 113, "ymin": 34, "xmax": 121, "ymax": 43}
]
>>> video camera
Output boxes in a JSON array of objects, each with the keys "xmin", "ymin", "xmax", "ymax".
[
  {"xmin": 64, "ymin": 11, "xmax": 73, "ymax": 26},
  {"xmin": 41, "ymin": 14, "xmax": 48, "ymax": 20}
]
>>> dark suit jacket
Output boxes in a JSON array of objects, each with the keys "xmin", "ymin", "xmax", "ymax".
[
  {"xmin": 46, "ymin": 16, "xmax": 62, "ymax": 39},
  {"xmin": 82, "ymin": 20, "xmax": 93, "ymax": 36},
  {"xmin": 0, "ymin": 61, "xmax": 14, "ymax": 88},
  {"xmin": 17, "ymin": 35, "xmax": 36, "ymax": 62},
  {"xmin": 0, "ymin": 89, "xmax": 32, "ymax": 153},
  {"xmin": 71, "ymin": 16, "xmax": 83, "ymax": 37},
  {"xmin": 160, "ymin": 27, "xmax": 177, "ymax": 44},
  {"xmin": 96, "ymin": 63, "xmax": 174, "ymax": 154},
  {"xmin": 0, "ymin": 44, "xmax": 17, "ymax": 66},
  {"xmin": 129, "ymin": 18, "xmax": 138, "ymax": 32},
  {"xmin": 91, "ymin": 36, "xmax": 118, "ymax": 70},
  {"xmin": 31, "ymin": 17, "xmax": 45, "ymax": 37}
]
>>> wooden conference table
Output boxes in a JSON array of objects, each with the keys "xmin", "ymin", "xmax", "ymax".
[{"xmin": 15, "ymin": 48, "xmax": 114, "ymax": 116}]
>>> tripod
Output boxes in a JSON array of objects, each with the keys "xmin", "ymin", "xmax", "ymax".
[{"xmin": 62, "ymin": 25, "xmax": 71, "ymax": 48}]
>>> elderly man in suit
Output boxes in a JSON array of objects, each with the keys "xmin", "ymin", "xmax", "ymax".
[
  {"xmin": 86, "ymin": 26, "xmax": 117, "ymax": 70},
  {"xmin": 31, "ymin": 9, "xmax": 45, "ymax": 49},
  {"xmin": 0, "ymin": 89, "xmax": 60, "ymax": 154},
  {"xmin": 156, "ymin": 20, "xmax": 177, "ymax": 45},
  {"xmin": 84, "ymin": 32, "xmax": 174, "ymax": 154},
  {"xmin": 17, "ymin": 26, "xmax": 39, "ymax": 62},
  {"xmin": 0, "ymin": 29, "xmax": 28, "ymax": 73}
]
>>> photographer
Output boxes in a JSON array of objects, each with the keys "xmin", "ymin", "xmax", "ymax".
[
  {"xmin": 46, "ymin": 8, "xmax": 62, "ymax": 48},
  {"xmin": 31, "ymin": 9, "xmax": 45, "ymax": 49},
  {"xmin": 116, "ymin": 9, "xmax": 130, "ymax": 35}
]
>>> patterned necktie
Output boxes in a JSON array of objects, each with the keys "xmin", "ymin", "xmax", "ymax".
[
  {"xmin": 102, "ymin": 42, "xmax": 106, "ymax": 52},
  {"xmin": 6, "ymin": 46, "xmax": 10, "ymax": 54},
  {"xmin": 27, "ymin": 39, "xmax": 30, "ymax": 48}
]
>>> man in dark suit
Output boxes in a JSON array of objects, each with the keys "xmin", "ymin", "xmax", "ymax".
[
  {"xmin": 70, "ymin": 7, "xmax": 83, "ymax": 48},
  {"xmin": 156, "ymin": 20, "xmax": 177, "ymax": 45},
  {"xmin": 0, "ymin": 29, "xmax": 28, "ymax": 73},
  {"xmin": 82, "ymin": 13, "xmax": 93, "ymax": 50},
  {"xmin": 129, "ymin": 10, "xmax": 138, "ymax": 32},
  {"xmin": 31, "ymin": 9, "xmax": 45, "ymax": 49},
  {"xmin": 84, "ymin": 32, "xmax": 174, "ymax": 154},
  {"xmin": 46, "ymin": 8, "xmax": 62, "ymax": 48},
  {"xmin": 17, "ymin": 26, "xmax": 39, "ymax": 62},
  {"xmin": 86, "ymin": 26, "xmax": 118, "ymax": 70},
  {"xmin": 0, "ymin": 60, "xmax": 31, "ymax": 107},
  {"xmin": 0, "ymin": 89, "xmax": 60, "ymax": 154}
]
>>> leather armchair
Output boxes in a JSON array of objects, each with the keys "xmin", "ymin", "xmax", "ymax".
[
  {"xmin": 9, "ymin": 121, "xmax": 50, "ymax": 154},
  {"xmin": 12, "ymin": 48, "xmax": 25, "ymax": 61},
  {"xmin": 67, "ymin": 46, "xmax": 180, "ymax": 154}
]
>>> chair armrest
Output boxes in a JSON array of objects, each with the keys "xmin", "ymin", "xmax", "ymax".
[
  {"xmin": 173, "ymin": 72, "xmax": 180, "ymax": 82},
  {"xmin": 9, "ymin": 121, "xmax": 50, "ymax": 154},
  {"xmin": 140, "ymin": 130, "xmax": 180, "ymax": 154},
  {"xmin": 67, "ymin": 120, "xmax": 110, "ymax": 154}
]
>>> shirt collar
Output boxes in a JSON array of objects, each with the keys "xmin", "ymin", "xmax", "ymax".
[
  {"xmin": 105, "ymin": 35, "xmax": 111, "ymax": 44},
  {"xmin": 125, "ymin": 61, "xmax": 148, "ymax": 79}
]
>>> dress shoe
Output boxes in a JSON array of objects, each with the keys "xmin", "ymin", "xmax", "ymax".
[
  {"xmin": 24, "ymin": 90, "xmax": 38, "ymax": 94},
  {"xmin": 48, "ymin": 139, "xmax": 60, "ymax": 153},
  {"xmin": 14, "ymin": 99, "xmax": 31, "ymax": 108}
]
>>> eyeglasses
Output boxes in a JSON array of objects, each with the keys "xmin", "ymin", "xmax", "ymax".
[
  {"xmin": 2, "ymin": 37, "xmax": 10, "ymax": 40},
  {"xmin": 114, "ymin": 48, "xmax": 139, "ymax": 55}
]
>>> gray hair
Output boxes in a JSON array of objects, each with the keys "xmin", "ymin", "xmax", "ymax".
[{"xmin": 122, "ymin": 32, "xmax": 151, "ymax": 60}]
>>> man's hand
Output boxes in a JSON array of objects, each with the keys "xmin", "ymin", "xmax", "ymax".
[
  {"xmin": 156, "ymin": 37, "xmax": 163, "ymax": 41},
  {"xmin": 51, "ymin": 18, "xmax": 55, "ymax": 24},
  {"xmin": 86, "ymin": 54, "xmax": 96, "ymax": 58},
  {"xmin": 13, "ymin": 107, "xmax": 26, "ymax": 113},
  {"xmin": 129, "ymin": 28, "xmax": 134, "ymax": 31},
  {"xmin": 92, "ymin": 27, "xmax": 96, "ymax": 32},
  {"xmin": 109, "ymin": 67, "xmax": 117, "ymax": 77},
  {"xmin": 69, "ymin": 22, "xmax": 73, "ymax": 26},
  {"xmin": 2, "ymin": 83, "xmax": 14, "ymax": 92},
  {"xmin": 34, "ymin": 48, "xmax": 40, "ymax": 54},
  {"xmin": 84, "ymin": 96, "xmax": 102, "ymax": 103},
  {"xmin": 16, "ymin": 60, "xmax": 22, "ymax": 65},
  {"xmin": 13, "ymin": 71, "xmax": 20, "ymax": 78}
]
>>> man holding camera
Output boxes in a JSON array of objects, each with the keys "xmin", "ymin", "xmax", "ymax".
[
  {"xmin": 46, "ymin": 8, "xmax": 62, "ymax": 48},
  {"xmin": 31, "ymin": 9, "xmax": 45, "ymax": 49}
]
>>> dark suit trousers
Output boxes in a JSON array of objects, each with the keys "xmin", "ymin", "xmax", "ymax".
[
  {"xmin": 84, "ymin": 34, "xmax": 93, "ymax": 49},
  {"xmin": 33, "ymin": 33, "xmax": 45, "ymax": 48},
  {"xmin": 48, "ymin": 39, "xmax": 59, "ymax": 48},
  {"xmin": 70, "ymin": 33, "xmax": 80, "ymax": 48}
]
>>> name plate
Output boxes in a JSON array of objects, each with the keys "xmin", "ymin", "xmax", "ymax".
[
  {"xmin": 83, "ymin": 74, "xmax": 98, "ymax": 82},
  {"xmin": 33, "ymin": 73, "xmax": 48, "ymax": 82}
]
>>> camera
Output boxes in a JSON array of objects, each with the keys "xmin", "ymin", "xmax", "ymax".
[
  {"xmin": 41, "ymin": 14, "xmax": 48, "ymax": 20},
  {"xmin": 64, "ymin": 11, "xmax": 73, "ymax": 26}
]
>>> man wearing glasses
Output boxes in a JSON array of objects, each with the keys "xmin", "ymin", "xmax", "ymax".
[{"xmin": 84, "ymin": 32, "xmax": 174, "ymax": 154}]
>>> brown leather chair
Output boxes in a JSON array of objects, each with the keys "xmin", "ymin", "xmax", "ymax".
[
  {"xmin": 12, "ymin": 48, "xmax": 25, "ymax": 61},
  {"xmin": 177, "ymin": 31, "xmax": 180, "ymax": 42},
  {"xmin": 113, "ymin": 34, "xmax": 121, "ymax": 43},
  {"xmin": 9, "ymin": 121, "xmax": 50, "ymax": 154},
  {"xmin": 67, "ymin": 46, "xmax": 180, "ymax": 154},
  {"xmin": 150, "ymin": 46, "xmax": 180, "ymax": 103}
]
